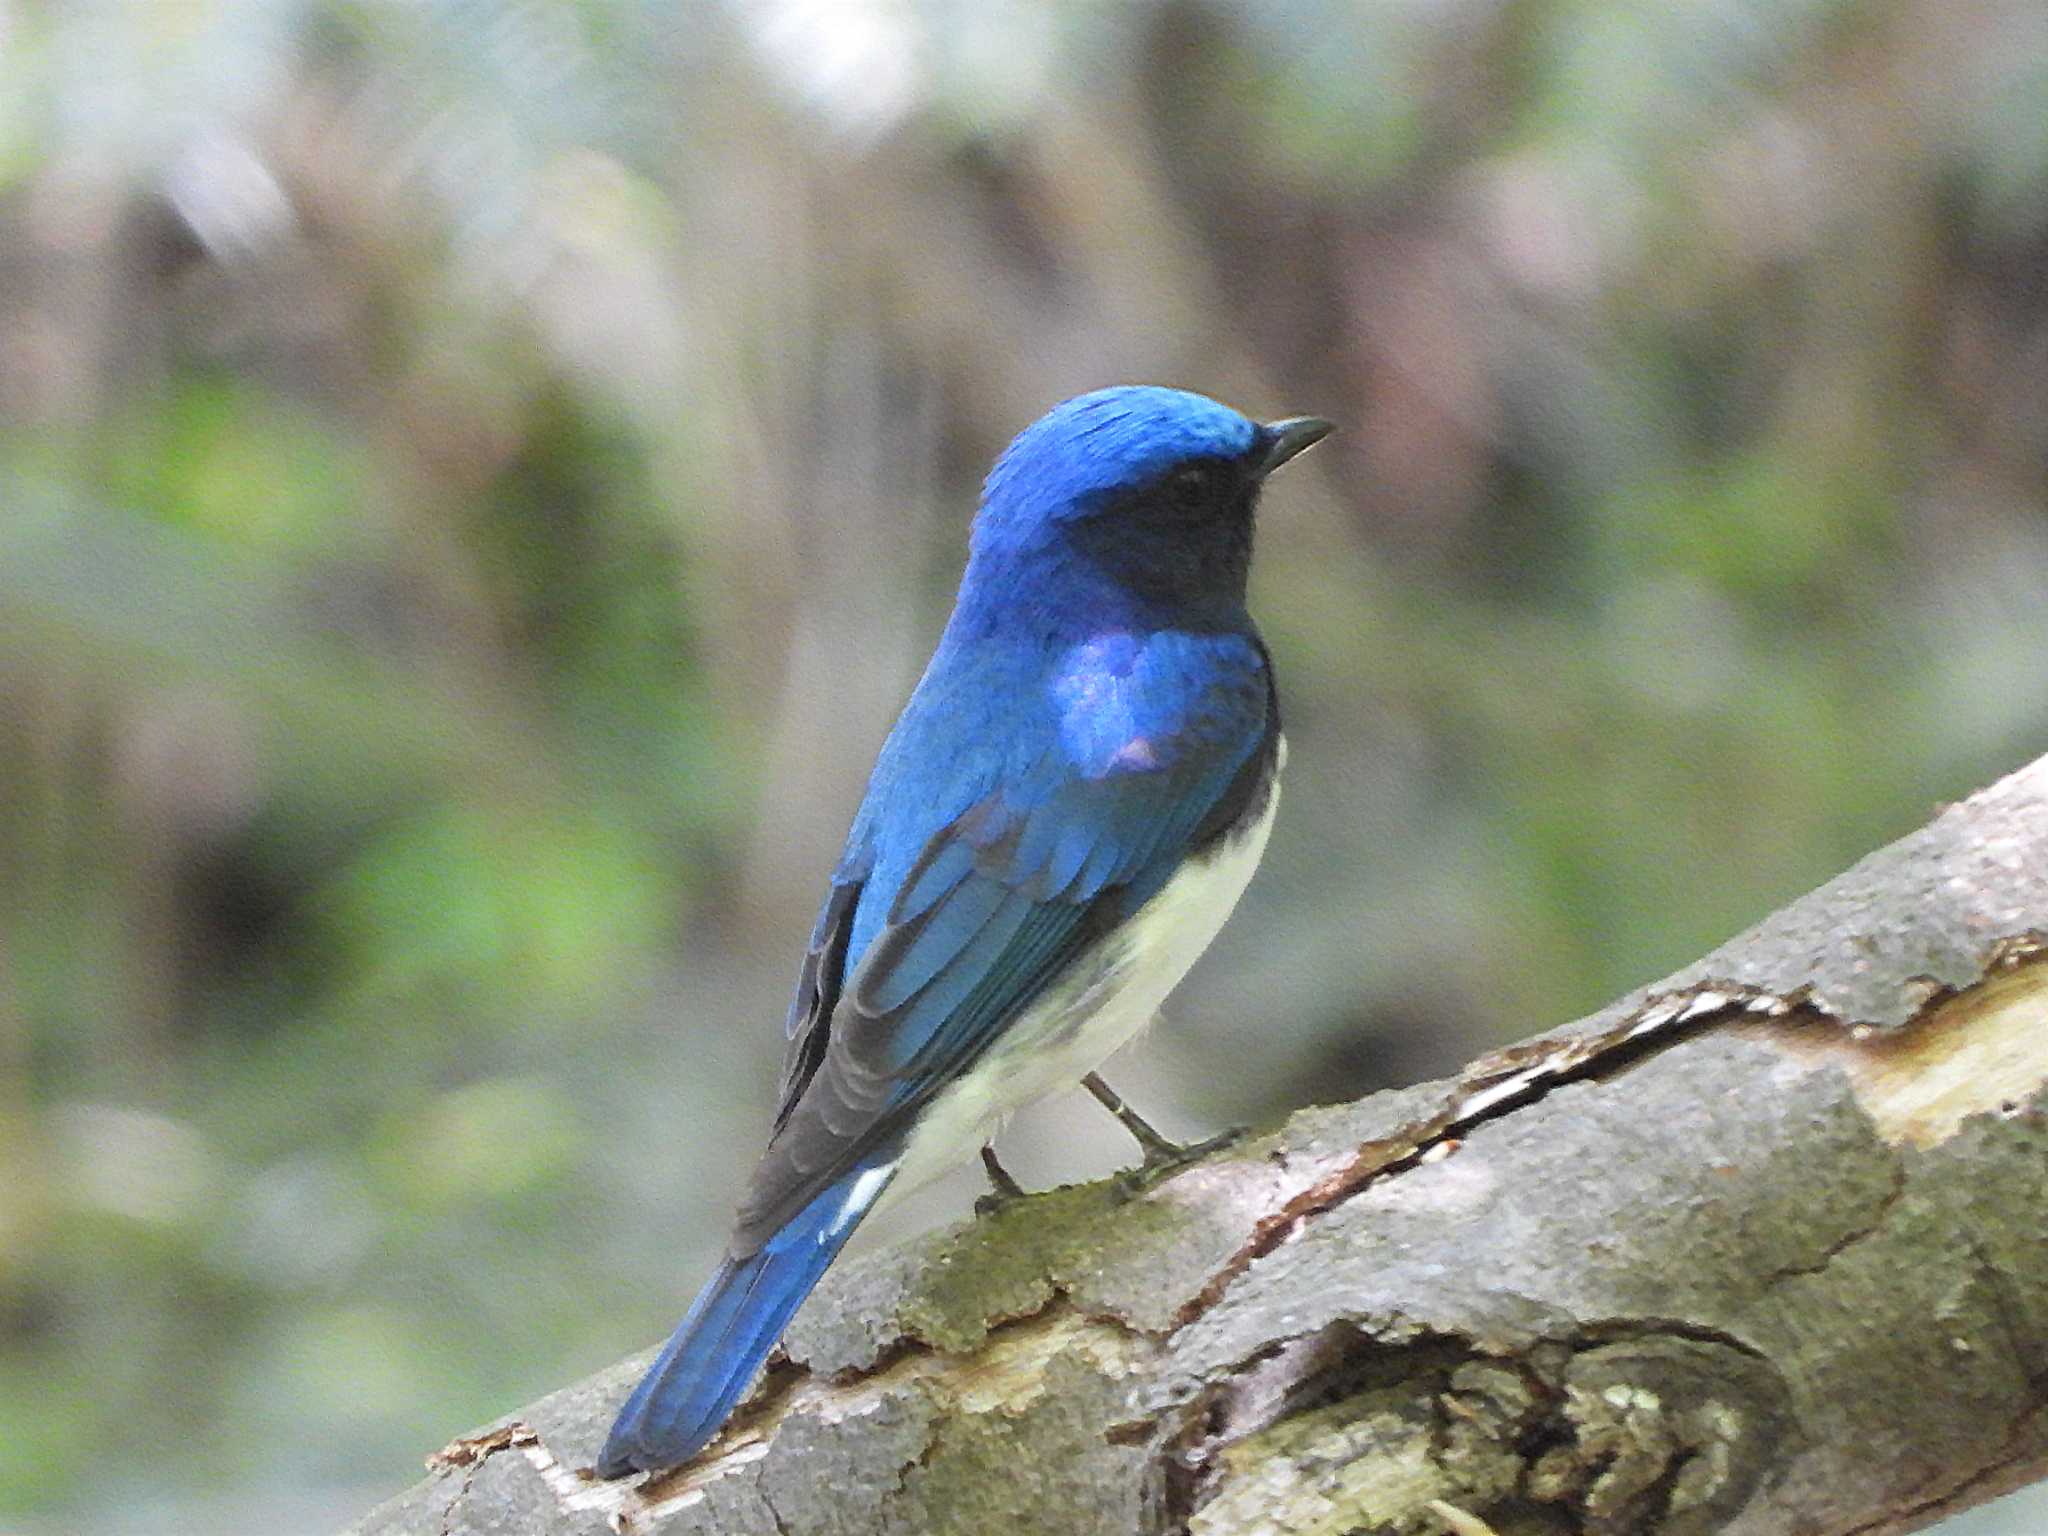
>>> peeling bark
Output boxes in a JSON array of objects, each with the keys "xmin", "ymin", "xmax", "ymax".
[{"xmin": 349, "ymin": 754, "xmax": 2048, "ymax": 1536}]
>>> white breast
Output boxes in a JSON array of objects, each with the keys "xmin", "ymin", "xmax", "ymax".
[{"xmin": 884, "ymin": 744, "xmax": 1283, "ymax": 1202}]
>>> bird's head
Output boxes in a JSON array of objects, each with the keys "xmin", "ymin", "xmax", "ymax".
[{"xmin": 968, "ymin": 386, "xmax": 1331, "ymax": 624}]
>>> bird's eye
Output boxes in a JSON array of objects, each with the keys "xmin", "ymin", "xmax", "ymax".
[{"xmin": 1166, "ymin": 465, "xmax": 1212, "ymax": 509}]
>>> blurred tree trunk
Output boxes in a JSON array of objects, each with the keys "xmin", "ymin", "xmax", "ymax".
[{"xmin": 351, "ymin": 754, "xmax": 2048, "ymax": 1536}]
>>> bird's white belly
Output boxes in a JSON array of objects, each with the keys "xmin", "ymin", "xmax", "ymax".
[{"xmin": 885, "ymin": 754, "xmax": 1281, "ymax": 1202}]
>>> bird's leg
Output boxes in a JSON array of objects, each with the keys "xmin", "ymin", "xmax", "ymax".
[
  {"xmin": 1080, "ymin": 1071, "xmax": 1182, "ymax": 1160},
  {"xmin": 975, "ymin": 1144, "xmax": 1028, "ymax": 1215},
  {"xmin": 1081, "ymin": 1071, "xmax": 1245, "ymax": 1195}
]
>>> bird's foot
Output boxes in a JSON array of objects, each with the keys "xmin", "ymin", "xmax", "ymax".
[
  {"xmin": 975, "ymin": 1144, "xmax": 1030, "ymax": 1216},
  {"xmin": 1082, "ymin": 1072, "xmax": 1244, "ymax": 1198},
  {"xmin": 1112, "ymin": 1123, "xmax": 1248, "ymax": 1199}
]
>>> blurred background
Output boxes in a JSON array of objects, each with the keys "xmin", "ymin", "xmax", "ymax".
[{"xmin": 2, "ymin": 1, "xmax": 2045, "ymax": 1531}]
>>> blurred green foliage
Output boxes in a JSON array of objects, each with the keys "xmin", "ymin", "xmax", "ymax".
[{"xmin": 1, "ymin": 1, "xmax": 2044, "ymax": 1530}]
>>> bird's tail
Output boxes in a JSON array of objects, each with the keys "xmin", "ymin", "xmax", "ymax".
[{"xmin": 597, "ymin": 1158, "xmax": 896, "ymax": 1478}]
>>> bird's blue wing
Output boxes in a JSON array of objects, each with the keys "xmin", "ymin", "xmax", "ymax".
[{"xmin": 735, "ymin": 631, "xmax": 1275, "ymax": 1249}]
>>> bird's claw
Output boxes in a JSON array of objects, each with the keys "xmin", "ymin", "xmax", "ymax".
[
  {"xmin": 1112, "ymin": 1123, "xmax": 1247, "ymax": 1199},
  {"xmin": 976, "ymin": 1145, "xmax": 1029, "ymax": 1215}
]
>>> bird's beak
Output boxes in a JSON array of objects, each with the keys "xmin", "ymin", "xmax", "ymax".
[{"xmin": 1257, "ymin": 416, "xmax": 1335, "ymax": 477}]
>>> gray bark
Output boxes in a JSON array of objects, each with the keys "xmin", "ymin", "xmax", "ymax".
[{"xmin": 349, "ymin": 754, "xmax": 2048, "ymax": 1536}]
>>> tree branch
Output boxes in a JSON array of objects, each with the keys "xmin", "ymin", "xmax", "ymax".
[{"xmin": 351, "ymin": 754, "xmax": 2048, "ymax": 1536}]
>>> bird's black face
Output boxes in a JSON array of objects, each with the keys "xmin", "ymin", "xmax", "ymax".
[
  {"xmin": 1068, "ymin": 417, "xmax": 1331, "ymax": 624},
  {"xmin": 1094, "ymin": 453, "xmax": 1261, "ymax": 611}
]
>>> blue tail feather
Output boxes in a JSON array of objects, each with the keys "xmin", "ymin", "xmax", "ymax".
[{"xmin": 599, "ymin": 1161, "xmax": 892, "ymax": 1477}]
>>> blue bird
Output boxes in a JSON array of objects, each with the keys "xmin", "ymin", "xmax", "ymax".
[{"xmin": 599, "ymin": 385, "xmax": 1331, "ymax": 1478}]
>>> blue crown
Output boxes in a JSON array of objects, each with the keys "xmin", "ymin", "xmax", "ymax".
[{"xmin": 976, "ymin": 386, "xmax": 1258, "ymax": 544}]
